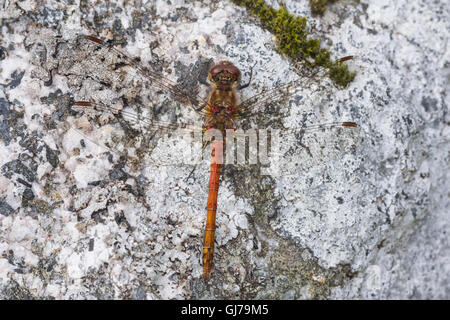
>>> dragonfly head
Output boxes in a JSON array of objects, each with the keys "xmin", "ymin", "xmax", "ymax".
[{"xmin": 208, "ymin": 61, "xmax": 241, "ymax": 85}]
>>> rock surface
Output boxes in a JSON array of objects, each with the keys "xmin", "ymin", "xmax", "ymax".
[{"xmin": 0, "ymin": 0, "xmax": 448, "ymax": 299}]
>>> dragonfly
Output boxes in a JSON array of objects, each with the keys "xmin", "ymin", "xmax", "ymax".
[{"xmin": 68, "ymin": 35, "xmax": 358, "ymax": 281}]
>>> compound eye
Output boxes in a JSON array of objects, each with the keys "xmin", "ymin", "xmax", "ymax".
[
  {"xmin": 211, "ymin": 105, "xmax": 219, "ymax": 113},
  {"xmin": 226, "ymin": 106, "xmax": 234, "ymax": 114}
]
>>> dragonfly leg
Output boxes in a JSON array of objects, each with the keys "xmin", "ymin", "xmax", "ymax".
[
  {"xmin": 299, "ymin": 141, "xmax": 312, "ymax": 157},
  {"xmin": 195, "ymin": 102, "xmax": 208, "ymax": 112},
  {"xmin": 185, "ymin": 138, "xmax": 212, "ymax": 182},
  {"xmin": 237, "ymin": 62, "xmax": 257, "ymax": 90},
  {"xmin": 197, "ymin": 76, "xmax": 210, "ymax": 87},
  {"xmin": 296, "ymin": 129, "xmax": 313, "ymax": 157},
  {"xmin": 186, "ymin": 164, "xmax": 198, "ymax": 182}
]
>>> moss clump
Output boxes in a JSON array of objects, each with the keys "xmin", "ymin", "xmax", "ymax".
[
  {"xmin": 309, "ymin": 0, "xmax": 337, "ymax": 16},
  {"xmin": 231, "ymin": 0, "xmax": 355, "ymax": 87},
  {"xmin": 328, "ymin": 60, "xmax": 355, "ymax": 87}
]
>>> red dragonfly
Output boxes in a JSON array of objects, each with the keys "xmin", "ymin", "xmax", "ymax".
[{"xmin": 70, "ymin": 35, "xmax": 357, "ymax": 281}]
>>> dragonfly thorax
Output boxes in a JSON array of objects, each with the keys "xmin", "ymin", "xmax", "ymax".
[
  {"xmin": 204, "ymin": 103, "xmax": 236, "ymax": 132},
  {"xmin": 210, "ymin": 104, "xmax": 234, "ymax": 115}
]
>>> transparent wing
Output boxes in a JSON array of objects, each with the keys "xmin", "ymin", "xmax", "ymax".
[
  {"xmin": 224, "ymin": 122, "xmax": 360, "ymax": 176},
  {"xmin": 73, "ymin": 100, "xmax": 203, "ymax": 134},
  {"xmin": 236, "ymin": 68, "xmax": 324, "ymax": 118},
  {"xmin": 72, "ymin": 100, "xmax": 207, "ymax": 169},
  {"xmin": 266, "ymin": 122, "xmax": 361, "ymax": 178},
  {"xmin": 236, "ymin": 56, "xmax": 353, "ymax": 119},
  {"xmin": 73, "ymin": 35, "xmax": 210, "ymax": 116}
]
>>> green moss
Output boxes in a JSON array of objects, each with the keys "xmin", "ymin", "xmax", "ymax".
[
  {"xmin": 309, "ymin": 0, "xmax": 337, "ymax": 16},
  {"xmin": 329, "ymin": 60, "xmax": 356, "ymax": 87},
  {"xmin": 231, "ymin": 0, "xmax": 355, "ymax": 87}
]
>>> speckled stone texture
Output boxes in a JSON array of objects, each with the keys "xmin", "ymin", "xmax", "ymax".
[{"xmin": 0, "ymin": 0, "xmax": 448, "ymax": 299}]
